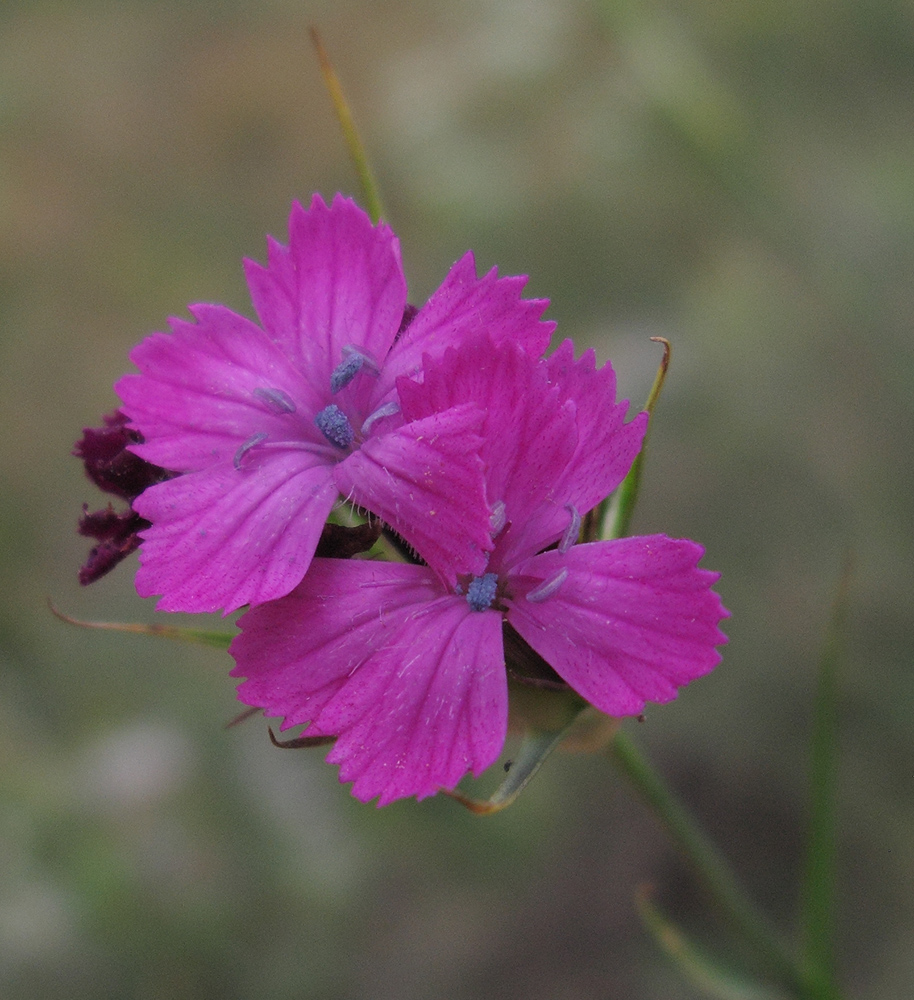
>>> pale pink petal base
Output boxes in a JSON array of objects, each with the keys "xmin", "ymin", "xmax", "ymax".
[
  {"xmin": 507, "ymin": 535, "xmax": 729, "ymax": 716},
  {"xmin": 231, "ymin": 561, "xmax": 507, "ymax": 805}
]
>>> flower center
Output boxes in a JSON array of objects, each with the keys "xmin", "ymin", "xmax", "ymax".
[{"xmin": 466, "ymin": 572, "xmax": 499, "ymax": 612}]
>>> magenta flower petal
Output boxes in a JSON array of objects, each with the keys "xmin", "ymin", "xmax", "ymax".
[
  {"xmin": 334, "ymin": 404, "xmax": 492, "ymax": 584},
  {"xmin": 398, "ymin": 334, "xmax": 648, "ymax": 561},
  {"xmin": 73, "ymin": 409, "xmax": 175, "ymax": 585},
  {"xmin": 231, "ymin": 560, "xmax": 507, "ymax": 805},
  {"xmin": 133, "ymin": 456, "xmax": 338, "ymax": 613},
  {"xmin": 243, "ymin": 193, "xmax": 407, "ymax": 389},
  {"xmin": 540, "ymin": 340, "xmax": 649, "ymax": 528},
  {"xmin": 506, "ymin": 536, "xmax": 729, "ymax": 717},
  {"xmin": 117, "ymin": 305, "xmax": 324, "ymax": 471},
  {"xmin": 397, "ymin": 334, "xmax": 576, "ymax": 518},
  {"xmin": 374, "ymin": 251, "xmax": 555, "ymax": 403}
]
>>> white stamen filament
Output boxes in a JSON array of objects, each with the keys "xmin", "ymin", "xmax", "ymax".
[
  {"xmin": 360, "ymin": 401, "xmax": 400, "ymax": 435},
  {"xmin": 525, "ymin": 568, "xmax": 568, "ymax": 604},
  {"xmin": 253, "ymin": 386, "xmax": 296, "ymax": 414},
  {"xmin": 233, "ymin": 431, "xmax": 268, "ymax": 469},
  {"xmin": 559, "ymin": 504, "xmax": 581, "ymax": 554},
  {"xmin": 489, "ymin": 500, "xmax": 507, "ymax": 534}
]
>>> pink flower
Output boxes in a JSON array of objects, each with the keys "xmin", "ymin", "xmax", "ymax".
[
  {"xmin": 230, "ymin": 337, "xmax": 729, "ymax": 805},
  {"xmin": 116, "ymin": 195, "xmax": 554, "ymax": 613}
]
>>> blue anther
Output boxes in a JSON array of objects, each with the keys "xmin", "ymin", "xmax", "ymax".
[
  {"xmin": 330, "ymin": 353, "xmax": 365, "ymax": 394},
  {"xmin": 466, "ymin": 572, "xmax": 499, "ymax": 612},
  {"xmin": 315, "ymin": 404, "xmax": 355, "ymax": 449},
  {"xmin": 253, "ymin": 386, "xmax": 296, "ymax": 414}
]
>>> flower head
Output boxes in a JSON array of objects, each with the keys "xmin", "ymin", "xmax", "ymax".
[
  {"xmin": 230, "ymin": 336, "xmax": 729, "ymax": 805},
  {"xmin": 116, "ymin": 194, "xmax": 554, "ymax": 613}
]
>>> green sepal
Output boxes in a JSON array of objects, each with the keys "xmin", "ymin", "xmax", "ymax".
[
  {"xmin": 444, "ymin": 709, "xmax": 587, "ymax": 815},
  {"xmin": 601, "ymin": 336, "xmax": 671, "ymax": 541}
]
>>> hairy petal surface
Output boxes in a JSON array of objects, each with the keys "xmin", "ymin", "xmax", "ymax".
[
  {"xmin": 507, "ymin": 536, "xmax": 729, "ymax": 717},
  {"xmin": 133, "ymin": 454, "xmax": 338, "ymax": 613},
  {"xmin": 243, "ymin": 194, "xmax": 407, "ymax": 389},
  {"xmin": 231, "ymin": 560, "xmax": 507, "ymax": 805},
  {"xmin": 374, "ymin": 252, "xmax": 554, "ymax": 404}
]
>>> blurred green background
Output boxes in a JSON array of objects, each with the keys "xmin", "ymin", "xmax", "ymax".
[{"xmin": 2, "ymin": 1, "xmax": 912, "ymax": 997}]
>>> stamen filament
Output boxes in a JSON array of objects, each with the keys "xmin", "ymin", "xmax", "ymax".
[
  {"xmin": 234, "ymin": 432, "xmax": 268, "ymax": 469},
  {"xmin": 253, "ymin": 387, "xmax": 296, "ymax": 414},
  {"xmin": 559, "ymin": 504, "xmax": 581, "ymax": 554},
  {"xmin": 360, "ymin": 401, "xmax": 399, "ymax": 435},
  {"xmin": 525, "ymin": 569, "xmax": 568, "ymax": 604}
]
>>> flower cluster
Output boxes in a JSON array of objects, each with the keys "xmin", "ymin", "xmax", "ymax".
[{"xmin": 78, "ymin": 193, "xmax": 728, "ymax": 805}]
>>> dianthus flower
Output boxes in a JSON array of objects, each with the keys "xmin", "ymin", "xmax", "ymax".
[
  {"xmin": 230, "ymin": 335, "xmax": 729, "ymax": 805},
  {"xmin": 116, "ymin": 194, "xmax": 554, "ymax": 613}
]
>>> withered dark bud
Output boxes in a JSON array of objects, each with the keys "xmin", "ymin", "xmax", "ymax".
[
  {"xmin": 74, "ymin": 409, "xmax": 175, "ymax": 585},
  {"xmin": 77, "ymin": 504, "xmax": 146, "ymax": 585}
]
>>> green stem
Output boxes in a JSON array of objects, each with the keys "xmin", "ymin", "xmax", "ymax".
[
  {"xmin": 800, "ymin": 557, "xmax": 852, "ymax": 997},
  {"xmin": 310, "ymin": 27, "xmax": 386, "ymax": 223},
  {"xmin": 610, "ymin": 730, "xmax": 809, "ymax": 996}
]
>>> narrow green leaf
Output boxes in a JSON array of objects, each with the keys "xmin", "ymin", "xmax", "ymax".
[
  {"xmin": 599, "ymin": 336, "xmax": 671, "ymax": 541},
  {"xmin": 637, "ymin": 887, "xmax": 789, "ymax": 1000},
  {"xmin": 444, "ymin": 714, "xmax": 583, "ymax": 815},
  {"xmin": 309, "ymin": 27, "xmax": 386, "ymax": 224},
  {"xmin": 49, "ymin": 602, "xmax": 234, "ymax": 650},
  {"xmin": 611, "ymin": 730, "xmax": 803, "ymax": 994},
  {"xmin": 800, "ymin": 555, "xmax": 852, "ymax": 996}
]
